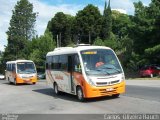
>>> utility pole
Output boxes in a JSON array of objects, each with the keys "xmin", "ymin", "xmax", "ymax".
[
  {"xmin": 59, "ymin": 32, "xmax": 61, "ymax": 47},
  {"xmin": 89, "ymin": 31, "xmax": 91, "ymax": 44},
  {"xmin": 57, "ymin": 34, "xmax": 59, "ymax": 47},
  {"xmin": 77, "ymin": 34, "xmax": 80, "ymax": 45},
  {"xmin": 15, "ymin": 46, "xmax": 17, "ymax": 60}
]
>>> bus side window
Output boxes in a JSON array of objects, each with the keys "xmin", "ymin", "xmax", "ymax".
[
  {"xmin": 68, "ymin": 55, "xmax": 73, "ymax": 72},
  {"xmin": 52, "ymin": 55, "xmax": 59, "ymax": 70},
  {"xmin": 9, "ymin": 64, "xmax": 12, "ymax": 71},
  {"xmin": 8, "ymin": 64, "xmax": 10, "ymax": 71},
  {"xmin": 59, "ymin": 55, "xmax": 68, "ymax": 71},
  {"xmin": 12, "ymin": 64, "xmax": 15, "ymax": 72},
  {"xmin": 46, "ymin": 63, "xmax": 49, "ymax": 69},
  {"xmin": 73, "ymin": 55, "xmax": 81, "ymax": 73},
  {"xmin": 46, "ymin": 56, "xmax": 52, "ymax": 70},
  {"xmin": 6, "ymin": 64, "xmax": 9, "ymax": 71}
]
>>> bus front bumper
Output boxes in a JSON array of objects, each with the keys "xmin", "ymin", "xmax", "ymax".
[
  {"xmin": 16, "ymin": 76, "xmax": 37, "ymax": 84},
  {"xmin": 84, "ymin": 81, "xmax": 125, "ymax": 98}
]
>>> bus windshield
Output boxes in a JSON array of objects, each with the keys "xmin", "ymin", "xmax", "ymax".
[
  {"xmin": 17, "ymin": 62, "xmax": 36, "ymax": 74},
  {"xmin": 81, "ymin": 49, "xmax": 122, "ymax": 76}
]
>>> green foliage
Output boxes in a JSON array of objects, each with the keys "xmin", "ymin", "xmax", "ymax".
[
  {"xmin": 101, "ymin": 0, "xmax": 112, "ymax": 40},
  {"xmin": 0, "ymin": 52, "xmax": 5, "ymax": 74},
  {"xmin": 144, "ymin": 44, "xmax": 160, "ymax": 64},
  {"xmin": 29, "ymin": 49, "xmax": 42, "ymax": 68},
  {"xmin": 112, "ymin": 11, "xmax": 132, "ymax": 39},
  {"xmin": 3, "ymin": 0, "xmax": 37, "ymax": 62},
  {"xmin": 104, "ymin": 33, "xmax": 117, "ymax": 50},
  {"xmin": 145, "ymin": 44, "xmax": 160, "ymax": 55},
  {"xmin": 47, "ymin": 12, "xmax": 74, "ymax": 46},
  {"xmin": 29, "ymin": 29, "xmax": 56, "ymax": 71},
  {"xmin": 131, "ymin": 0, "xmax": 160, "ymax": 54},
  {"xmin": 118, "ymin": 0, "xmax": 160, "ymax": 70},
  {"xmin": 93, "ymin": 37, "xmax": 104, "ymax": 46},
  {"xmin": 1, "ymin": 0, "xmax": 160, "ymax": 73},
  {"xmin": 46, "ymin": 1, "xmax": 160, "ymax": 71},
  {"xmin": 126, "ymin": 52, "xmax": 140, "ymax": 70},
  {"xmin": 73, "ymin": 4, "xmax": 102, "ymax": 44}
]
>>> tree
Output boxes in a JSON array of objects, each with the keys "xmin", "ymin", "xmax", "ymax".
[
  {"xmin": 131, "ymin": 1, "xmax": 149, "ymax": 54},
  {"xmin": 3, "ymin": 0, "xmax": 37, "ymax": 61},
  {"xmin": 47, "ymin": 12, "xmax": 74, "ymax": 47},
  {"xmin": 131, "ymin": 0, "xmax": 160, "ymax": 54},
  {"xmin": 123, "ymin": 0, "xmax": 160, "ymax": 69},
  {"xmin": 64, "ymin": 15, "xmax": 75, "ymax": 45},
  {"xmin": 93, "ymin": 37, "xmax": 104, "ymax": 46},
  {"xmin": 145, "ymin": 44, "xmax": 160, "ymax": 64},
  {"xmin": 148, "ymin": 0, "xmax": 160, "ymax": 46},
  {"xmin": 130, "ymin": 0, "xmax": 160, "ymax": 55},
  {"xmin": 74, "ymin": 4, "xmax": 102, "ymax": 44},
  {"xmin": 29, "ymin": 29, "xmax": 56, "ymax": 71},
  {"xmin": 112, "ymin": 10, "xmax": 134, "ymax": 57},
  {"xmin": 101, "ymin": 0, "xmax": 112, "ymax": 40},
  {"xmin": 0, "ymin": 51, "xmax": 5, "ymax": 74},
  {"xmin": 112, "ymin": 10, "xmax": 132, "ymax": 39}
]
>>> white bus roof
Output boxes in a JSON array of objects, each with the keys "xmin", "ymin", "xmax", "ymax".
[
  {"xmin": 6, "ymin": 60, "xmax": 34, "ymax": 64},
  {"xmin": 46, "ymin": 45, "xmax": 112, "ymax": 56}
]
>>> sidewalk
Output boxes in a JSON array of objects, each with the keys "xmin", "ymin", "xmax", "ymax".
[{"xmin": 126, "ymin": 80, "xmax": 160, "ymax": 88}]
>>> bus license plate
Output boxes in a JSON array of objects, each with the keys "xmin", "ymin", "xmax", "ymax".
[
  {"xmin": 106, "ymin": 88, "xmax": 114, "ymax": 91},
  {"xmin": 25, "ymin": 79, "xmax": 31, "ymax": 82}
]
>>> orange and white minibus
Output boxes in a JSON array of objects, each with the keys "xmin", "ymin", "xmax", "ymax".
[
  {"xmin": 5, "ymin": 60, "xmax": 37, "ymax": 85},
  {"xmin": 46, "ymin": 45, "xmax": 125, "ymax": 101}
]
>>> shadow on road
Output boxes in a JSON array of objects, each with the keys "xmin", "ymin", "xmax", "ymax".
[
  {"xmin": 85, "ymin": 96, "xmax": 120, "ymax": 103},
  {"xmin": 33, "ymin": 88, "xmax": 79, "ymax": 102},
  {"xmin": 2, "ymin": 82, "xmax": 34, "ymax": 86},
  {"xmin": 32, "ymin": 88, "xmax": 120, "ymax": 103}
]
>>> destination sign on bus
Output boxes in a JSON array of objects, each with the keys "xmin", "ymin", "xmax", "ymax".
[{"xmin": 82, "ymin": 51, "xmax": 97, "ymax": 54}]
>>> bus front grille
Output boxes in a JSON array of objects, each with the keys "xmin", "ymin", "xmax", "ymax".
[
  {"xmin": 22, "ymin": 76, "xmax": 33, "ymax": 78},
  {"xmin": 96, "ymin": 80, "xmax": 120, "ymax": 86}
]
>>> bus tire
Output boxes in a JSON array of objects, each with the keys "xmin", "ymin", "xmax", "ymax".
[
  {"xmin": 32, "ymin": 82, "xmax": 36, "ymax": 85},
  {"xmin": 76, "ymin": 87, "xmax": 85, "ymax": 102},
  {"xmin": 8, "ymin": 78, "xmax": 12, "ymax": 84},
  {"xmin": 54, "ymin": 83, "xmax": 59, "ymax": 95},
  {"xmin": 14, "ymin": 79, "xmax": 17, "ymax": 85},
  {"xmin": 112, "ymin": 94, "xmax": 120, "ymax": 98}
]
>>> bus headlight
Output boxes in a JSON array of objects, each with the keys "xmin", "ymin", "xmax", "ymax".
[
  {"xmin": 16, "ymin": 74, "xmax": 22, "ymax": 79},
  {"xmin": 121, "ymin": 74, "xmax": 125, "ymax": 82},
  {"xmin": 88, "ymin": 78, "xmax": 96, "ymax": 86}
]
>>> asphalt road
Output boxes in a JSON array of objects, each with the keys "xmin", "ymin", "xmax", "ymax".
[
  {"xmin": 125, "ymin": 85, "xmax": 160, "ymax": 102},
  {"xmin": 0, "ymin": 79, "xmax": 160, "ymax": 116}
]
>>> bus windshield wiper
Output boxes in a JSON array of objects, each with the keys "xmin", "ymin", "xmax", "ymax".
[
  {"xmin": 95, "ymin": 69, "xmax": 111, "ymax": 75},
  {"xmin": 97, "ymin": 65, "xmax": 121, "ymax": 74},
  {"xmin": 105, "ymin": 67, "xmax": 121, "ymax": 73}
]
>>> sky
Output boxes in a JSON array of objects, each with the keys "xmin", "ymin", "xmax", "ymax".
[{"xmin": 0, "ymin": 0, "xmax": 151, "ymax": 51}]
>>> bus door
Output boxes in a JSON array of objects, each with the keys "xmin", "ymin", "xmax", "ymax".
[
  {"xmin": 68, "ymin": 54, "xmax": 82, "ymax": 94},
  {"xmin": 6, "ymin": 64, "xmax": 11, "ymax": 81},
  {"xmin": 7, "ymin": 64, "xmax": 16, "ymax": 82},
  {"xmin": 68, "ymin": 55, "xmax": 74, "ymax": 93}
]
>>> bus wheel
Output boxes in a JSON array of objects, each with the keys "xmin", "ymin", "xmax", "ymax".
[
  {"xmin": 76, "ymin": 87, "xmax": 84, "ymax": 102},
  {"xmin": 32, "ymin": 82, "xmax": 36, "ymax": 85},
  {"xmin": 112, "ymin": 94, "xmax": 120, "ymax": 98},
  {"xmin": 14, "ymin": 79, "xmax": 17, "ymax": 85},
  {"xmin": 54, "ymin": 83, "xmax": 59, "ymax": 95},
  {"xmin": 8, "ymin": 78, "xmax": 12, "ymax": 84}
]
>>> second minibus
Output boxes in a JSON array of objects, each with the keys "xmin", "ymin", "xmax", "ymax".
[{"xmin": 5, "ymin": 60, "xmax": 37, "ymax": 85}]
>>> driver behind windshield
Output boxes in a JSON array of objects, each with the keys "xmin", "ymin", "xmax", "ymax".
[{"xmin": 95, "ymin": 57, "xmax": 105, "ymax": 68}]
